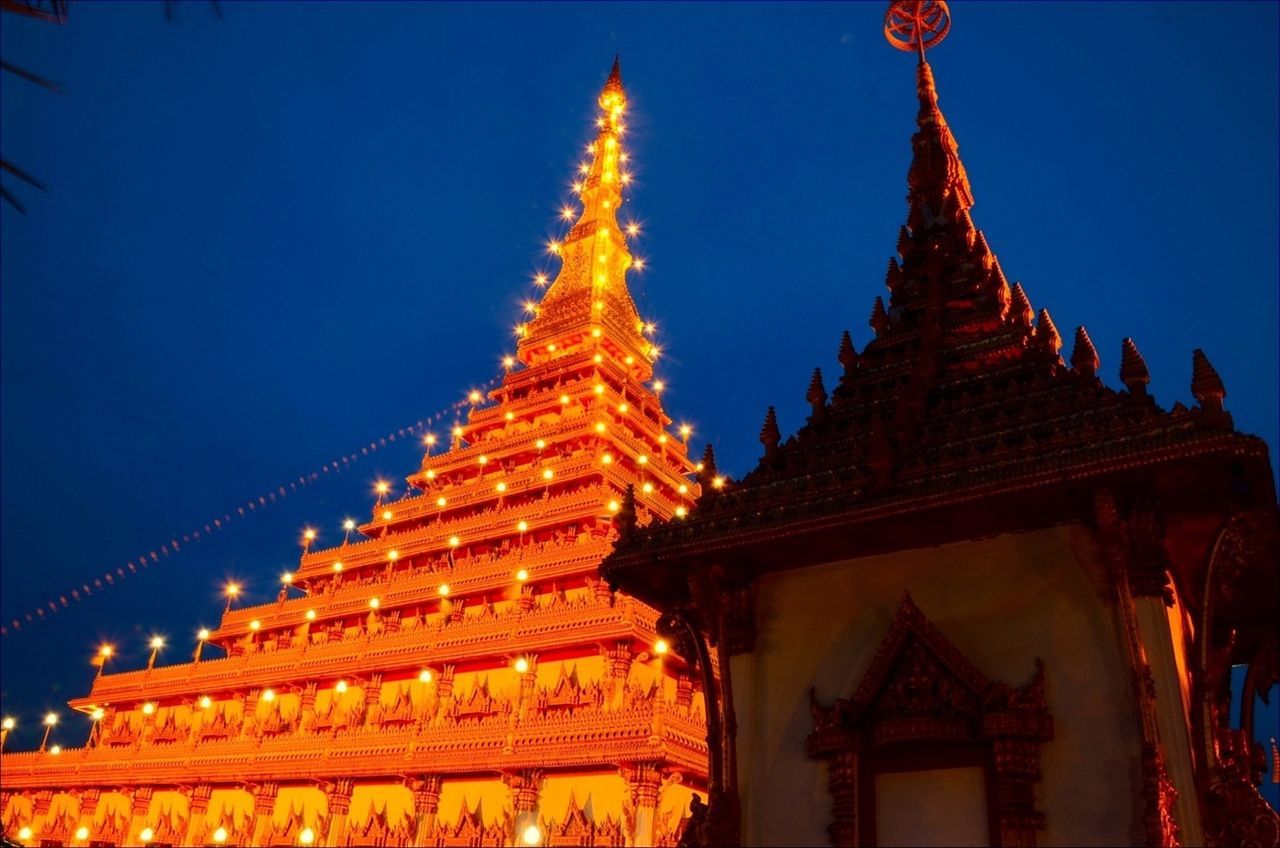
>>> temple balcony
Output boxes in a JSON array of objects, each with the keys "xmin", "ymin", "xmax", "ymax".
[
  {"xmin": 215, "ymin": 536, "xmax": 616, "ymax": 638},
  {"xmin": 74, "ymin": 592, "xmax": 663, "ymax": 705},
  {"xmin": 0, "ymin": 697, "xmax": 707, "ymax": 789}
]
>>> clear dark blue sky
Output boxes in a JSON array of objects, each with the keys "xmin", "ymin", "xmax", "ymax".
[{"xmin": 2, "ymin": 1, "xmax": 1276, "ymax": 762}]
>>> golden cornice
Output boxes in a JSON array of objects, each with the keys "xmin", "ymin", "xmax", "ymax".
[
  {"xmin": 218, "ymin": 538, "xmax": 614, "ymax": 636},
  {"xmin": 0, "ymin": 705, "xmax": 707, "ymax": 790},
  {"xmin": 78, "ymin": 595, "xmax": 662, "ymax": 706}
]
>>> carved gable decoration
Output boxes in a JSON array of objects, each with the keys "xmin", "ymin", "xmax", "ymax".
[{"xmin": 807, "ymin": 594, "xmax": 1053, "ymax": 848}]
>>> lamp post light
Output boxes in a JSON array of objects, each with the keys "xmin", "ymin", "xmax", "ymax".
[
  {"xmin": 146, "ymin": 636, "xmax": 165, "ymax": 670},
  {"xmin": 343, "ymin": 519, "xmax": 356, "ymax": 545},
  {"xmin": 194, "ymin": 628, "xmax": 211, "ymax": 663},
  {"xmin": 94, "ymin": 644, "xmax": 114, "ymax": 679},
  {"xmin": 39, "ymin": 712, "xmax": 57, "ymax": 752},
  {"xmin": 223, "ymin": 582, "xmax": 241, "ymax": 614},
  {"xmin": 1, "ymin": 716, "xmax": 14, "ymax": 752},
  {"xmin": 88, "ymin": 707, "xmax": 105, "ymax": 747}
]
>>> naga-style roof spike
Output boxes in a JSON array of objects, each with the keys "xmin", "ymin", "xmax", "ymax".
[
  {"xmin": 896, "ymin": 225, "xmax": 912, "ymax": 257},
  {"xmin": 1036, "ymin": 308, "xmax": 1061, "ymax": 355},
  {"xmin": 759, "ymin": 407, "xmax": 781, "ymax": 457},
  {"xmin": 807, "ymin": 368, "xmax": 828, "ymax": 417},
  {"xmin": 1071, "ymin": 326, "xmax": 1100, "ymax": 377},
  {"xmin": 1009, "ymin": 282, "xmax": 1033, "ymax": 327},
  {"xmin": 1191, "ymin": 349, "xmax": 1226, "ymax": 412},
  {"xmin": 1120, "ymin": 338, "xmax": 1151, "ymax": 396},
  {"xmin": 870, "ymin": 296, "xmax": 890, "ymax": 336},
  {"xmin": 837, "ymin": 330, "xmax": 859, "ymax": 372}
]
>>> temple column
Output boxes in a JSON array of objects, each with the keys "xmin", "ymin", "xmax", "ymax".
[
  {"xmin": 180, "ymin": 785, "xmax": 213, "ymax": 847},
  {"xmin": 435, "ymin": 665, "xmax": 456, "ymax": 724},
  {"xmin": 76, "ymin": 789, "xmax": 101, "ymax": 842},
  {"xmin": 517, "ymin": 656, "xmax": 538, "ymax": 719},
  {"xmin": 504, "ymin": 770, "xmax": 543, "ymax": 846},
  {"xmin": 362, "ymin": 673, "xmax": 384, "ymax": 727},
  {"xmin": 603, "ymin": 641, "xmax": 633, "ymax": 710},
  {"xmin": 625, "ymin": 763, "xmax": 662, "ymax": 847},
  {"xmin": 125, "ymin": 787, "xmax": 154, "ymax": 847},
  {"xmin": 323, "ymin": 779, "xmax": 354, "ymax": 847},
  {"xmin": 408, "ymin": 775, "xmax": 442, "ymax": 847},
  {"xmin": 249, "ymin": 782, "xmax": 279, "ymax": 847},
  {"xmin": 1119, "ymin": 506, "xmax": 1204, "ymax": 847},
  {"xmin": 242, "ymin": 689, "xmax": 261, "ymax": 737},
  {"xmin": 299, "ymin": 682, "xmax": 319, "ymax": 731}
]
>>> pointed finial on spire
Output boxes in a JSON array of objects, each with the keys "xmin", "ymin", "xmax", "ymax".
[
  {"xmin": 1036, "ymin": 308, "xmax": 1061, "ymax": 356},
  {"xmin": 807, "ymin": 368, "xmax": 828, "ymax": 421},
  {"xmin": 838, "ymin": 330, "xmax": 859, "ymax": 373},
  {"xmin": 870, "ymin": 296, "xmax": 890, "ymax": 336},
  {"xmin": 1071, "ymin": 326, "xmax": 1100, "ymax": 378},
  {"xmin": 604, "ymin": 53, "xmax": 623, "ymax": 93},
  {"xmin": 1120, "ymin": 338, "xmax": 1151, "ymax": 396},
  {"xmin": 1191, "ymin": 349, "xmax": 1226, "ymax": 413},
  {"xmin": 759, "ymin": 407, "xmax": 781, "ymax": 458}
]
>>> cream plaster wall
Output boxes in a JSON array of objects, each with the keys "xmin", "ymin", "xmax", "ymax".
[{"xmin": 731, "ymin": 524, "xmax": 1141, "ymax": 847}]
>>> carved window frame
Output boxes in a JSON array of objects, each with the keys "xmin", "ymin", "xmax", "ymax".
[{"xmin": 808, "ymin": 594, "xmax": 1053, "ymax": 848}]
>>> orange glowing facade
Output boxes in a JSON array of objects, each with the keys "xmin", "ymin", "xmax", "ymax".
[{"xmin": 0, "ymin": 60, "xmax": 710, "ymax": 848}]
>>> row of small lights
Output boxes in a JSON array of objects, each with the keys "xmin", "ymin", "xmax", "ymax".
[
  {"xmin": 8, "ymin": 638, "xmax": 673, "ymax": 751},
  {"xmin": 11, "ymin": 823, "xmax": 306, "ymax": 845}
]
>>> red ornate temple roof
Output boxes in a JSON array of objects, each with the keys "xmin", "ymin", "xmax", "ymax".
[{"xmin": 604, "ymin": 51, "xmax": 1275, "ymax": 597}]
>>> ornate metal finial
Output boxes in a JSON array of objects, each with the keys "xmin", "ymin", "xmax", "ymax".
[{"xmin": 884, "ymin": 0, "xmax": 952, "ymax": 60}]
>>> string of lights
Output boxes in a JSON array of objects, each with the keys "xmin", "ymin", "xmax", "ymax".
[{"xmin": 0, "ymin": 377, "xmax": 500, "ymax": 639}]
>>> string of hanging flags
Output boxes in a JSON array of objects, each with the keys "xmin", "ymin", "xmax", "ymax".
[{"xmin": 0, "ymin": 377, "xmax": 501, "ymax": 638}]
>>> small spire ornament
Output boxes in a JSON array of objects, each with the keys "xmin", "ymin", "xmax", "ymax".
[
  {"xmin": 1120, "ymin": 338, "xmax": 1151, "ymax": 396},
  {"xmin": 1071, "ymin": 327, "xmax": 1100, "ymax": 378},
  {"xmin": 760, "ymin": 407, "xmax": 781, "ymax": 458}
]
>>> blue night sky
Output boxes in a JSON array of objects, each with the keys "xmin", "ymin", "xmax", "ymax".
[{"xmin": 1, "ymin": 0, "xmax": 1277, "ymax": 773}]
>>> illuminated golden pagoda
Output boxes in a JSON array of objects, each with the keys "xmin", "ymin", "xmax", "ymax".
[{"xmin": 0, "ymin": 58, "xmax": 709, "ymax": 848}]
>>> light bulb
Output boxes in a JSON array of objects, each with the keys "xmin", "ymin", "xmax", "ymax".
[
  {"xmin": 516, "ymin": 569, "xmax": 529, "ymax": 582},
  {"xmin": 305, "ymin": 609, "xmax": 317, "ymax": 621},
  {"xmin": 261, "ymin": 688, "xmax": 275, "ymax": 702},
  {"xmin": 200, "ymin": 696, "xmax": 213, "ymax": 709},
  {"xmin": 139, "ymin": 827, "xmax": 154, "ymax": 843},
  {"xmin": 437, "ymin": 584, "xmax": 450, "ymax": 597},
  {"xmin": 335, "ymin": 680, "xmax": 348, "ymax": 693},
  {"xmin": 419, "ymin": 669, "xmax": 433, "ymax": 684},
  {"xmin": 655, "ymin": 639, "xmax": 669, "ymax": 655},
  {"xmin": 514, "ymin": 657, "xmax": 530, "ymax": 673}
]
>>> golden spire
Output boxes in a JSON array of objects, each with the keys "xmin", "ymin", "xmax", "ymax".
[{"xmin": 520, "ymin": 57, "xmax": 653, "ymax": 379}]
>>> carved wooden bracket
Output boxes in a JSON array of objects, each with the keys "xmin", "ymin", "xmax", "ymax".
[{"xmin": 807, "ymin": 594, "xmax": 1052, "ymax": 847}]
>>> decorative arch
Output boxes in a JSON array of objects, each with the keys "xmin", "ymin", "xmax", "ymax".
[{"xmin": 807, "ymin": 594, "xmax": 1052, "ymax": 847}]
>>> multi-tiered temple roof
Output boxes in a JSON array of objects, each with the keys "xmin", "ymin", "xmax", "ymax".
[
  {"xmin": 1, "ymin": 59, "xmax": 708, "ymax": 848},
  {"xmin": 605, "ymin": 38, "xmax": 1273, "ymax": 598}
]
